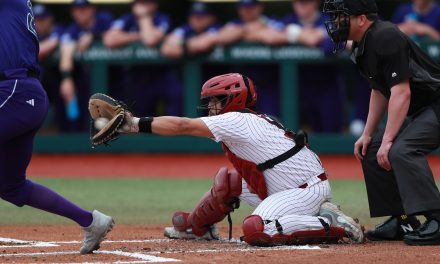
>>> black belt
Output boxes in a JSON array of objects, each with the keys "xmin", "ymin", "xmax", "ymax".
[{"xmin": 0, "ymin": 70, "xmax": 40, "ymax": 81}]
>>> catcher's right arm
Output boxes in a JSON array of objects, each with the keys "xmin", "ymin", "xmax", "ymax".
[{"xmin": 88, "ymin": 93, "xmax": 128, "ymax": 146}]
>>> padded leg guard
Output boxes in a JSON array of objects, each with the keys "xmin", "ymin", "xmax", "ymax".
[
  {"xmin": 171, "ymin": 167, "xmax": 242, "ymax": 237},
  {"xmin": 242, "ymin": 215, "xmax": 346, "ymax": 246}
]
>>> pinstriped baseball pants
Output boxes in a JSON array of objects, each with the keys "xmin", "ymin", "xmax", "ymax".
[{"xmin": 239, "ymin": 180, "xmax": 331, "ymax": 235}]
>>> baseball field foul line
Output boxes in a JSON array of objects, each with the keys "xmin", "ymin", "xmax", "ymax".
[
  {"xmin": 0, "ymin": 250, "xmax": 181, "ymax": 263},
  {"xmin": 0, "ymin": 237, "xmax": 58, "ymax": 248}
]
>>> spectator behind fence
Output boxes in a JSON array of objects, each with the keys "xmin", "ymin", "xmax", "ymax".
[
  {"xmin": 216, "ymin": 0, "xmax": 284, "ymax": 116},
  {"xmin": 392, "ymin": 0, "xmax": 440, "ymax": 40},
  {"xmin": 59, "ymin": 0, "xmax": 113, "ymax": 132},
  {"xmin": 282, "ymin": 0, "xmax": 344, "ymax": 132},
  {"xmin": 103, "ymin": 0, "xmax": 182, "ymax": 117},
  {"xmin": 33, "ymin": 4, "xmax": 65, "ymax": 130},
  {"xmin": 161, "ymin": 2, "xmax": 220, "ymax": 58}
]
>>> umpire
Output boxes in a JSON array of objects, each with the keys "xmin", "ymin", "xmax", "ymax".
[{"xmin": 324, "ymin": 0, "xmax": 440, "ymax": 245}]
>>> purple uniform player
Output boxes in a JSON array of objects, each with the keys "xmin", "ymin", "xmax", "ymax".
[
  {"xmin": 392, "ymin": 0, "xmax": 440, "ymax": 41},
  {"xmin": 216, "ymin": 0, "xmax": 285, "ymax": 116},
  {"xmin": 0, "ymin": 0, "xmax": 113, "ymax": 254},
  {"xmin": 59, "ymin": 0, "xmax": 113, "ymax": 131},
  {"xmin": 104, "ymin": 0, "xmax": 182, "ymax": 117},
  {"xmin": 282, "ymin": 0, "xmax": 343, "ymax": 132}
]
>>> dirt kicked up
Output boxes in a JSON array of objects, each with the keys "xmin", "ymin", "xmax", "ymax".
[{"xmin": 1, "ymin": 225, "xmax": 440, "ymax": 264}]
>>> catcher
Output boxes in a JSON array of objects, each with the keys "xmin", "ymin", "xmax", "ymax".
[{"xmin": 88, "ymin": 73, "xmax": 363, "ymax": 246}]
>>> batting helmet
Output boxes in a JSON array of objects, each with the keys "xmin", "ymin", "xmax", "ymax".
[{"xmin": 198, "ymin": 73, "xmax": 257, "ymax": 116}]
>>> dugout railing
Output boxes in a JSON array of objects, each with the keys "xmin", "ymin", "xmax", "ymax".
[{"xmin": 35, "ymin": 41, "xmax": 440, "ymax": 154}]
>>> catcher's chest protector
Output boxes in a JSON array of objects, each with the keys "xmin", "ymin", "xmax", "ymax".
[{"xmin": 222, "ymin": 144, "xmax": 268, "ymax": 200}]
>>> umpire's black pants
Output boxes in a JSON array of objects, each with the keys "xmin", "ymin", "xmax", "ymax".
[{"xmin": 362, "ymin": 106, "xmax": 440, "ymax": 217}]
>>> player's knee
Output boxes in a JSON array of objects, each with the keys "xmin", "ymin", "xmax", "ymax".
[
  {"xmin": 389, "ymin": 143, "xmax": 407, "ymax": 165},
  {"xmin": 242, "ymin": 215, "xmax": 271, "ymax": 246},
  {"xmin": 0, "ymin": 180, "xmax": 33, "ymax": 207}
]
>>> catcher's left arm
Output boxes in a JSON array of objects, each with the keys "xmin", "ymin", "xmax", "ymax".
[{"xmin": 88, "ymin": 93, "xmax": 213, "ymax": 146}]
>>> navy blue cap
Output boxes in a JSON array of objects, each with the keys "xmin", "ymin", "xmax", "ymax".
[
  {"xmin": 33, "ymin": 4, "xmax": 52, "ymax": 18},
  {"xmin": 72, "ymin": 0, "xmax": 91, "ymax": 7},
  {"xmin": 190, "ymin": 2, "xmax": 212, "ymax": 15},
  {"xmin": 238, "ymin": 0, "xmax": 260, "ymax": 7}
]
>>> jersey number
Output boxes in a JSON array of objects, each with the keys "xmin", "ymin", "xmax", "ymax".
[{"xmin": 26, "ymin": 0, "xmax": 37, "ymax": 37}]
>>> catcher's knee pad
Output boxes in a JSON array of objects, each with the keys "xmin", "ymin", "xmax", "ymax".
[
  {"xmin": 242, "ymin": 215, "xmax": 346, "ymax": 246},
  {"xmin": 0, "ymin": 180, "xmax": 34, "ymax": 207},
  {"xmin": 242, "ymin": 215, "xmax": 272, "ymax": 246}
]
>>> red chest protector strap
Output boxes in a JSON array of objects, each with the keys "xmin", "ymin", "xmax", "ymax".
[{"xmin": 222, "ymin": 109, "xmax": 309, "ymax": 200}]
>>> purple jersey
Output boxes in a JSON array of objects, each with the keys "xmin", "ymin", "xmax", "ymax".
[
  {"xmin": 229, "ymin": 16, "xmax": 284, "ymax": 31},
  {"xmin": 171, "ymin": 23, "xmax": 220, "ymax": 39},
  {"xmin": 111, "ymin": 13, "xmax": 171, "ymax": 33},
  {"xmin": 392, "ymin": 3, "xmax": 440, "ymax": 32},
  {"xmin": 38, "ymin": 24, "xmax": 64, "ymax": 42},
  {"xmin": 0, "ymin": 0, "xmax": 40, "ymax": 74},
  {"xmin": 283, "ymin": 14, "xmax": 333, "ymax": 55},
  {"xmin": 61, "ymin": 11, "xmax": 113, "ymax": 43}
]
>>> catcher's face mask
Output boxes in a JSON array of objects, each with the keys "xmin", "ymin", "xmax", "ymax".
[
  {"xmin": 323, "ymin": 0, "xmax": 351, "ymax": 53},
  {"xmin": 197, "ymin": 95, "xmax": 228, "ymax": 117}
]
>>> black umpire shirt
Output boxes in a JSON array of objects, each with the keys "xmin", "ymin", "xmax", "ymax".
[{"xmin": 352, "ymin": 20, "xmax": 440, "ymax": 116}]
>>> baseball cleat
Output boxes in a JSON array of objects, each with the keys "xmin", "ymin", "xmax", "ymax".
[
  {"xmin": 319, "ymin": 202, "xmax": 364, "ymax": 243},
  {"xmin": 366, "ymin": 215, "xmax": 420, "ymax": 241},
  {"xmin": 164, "ymin": 225, "xmax": 220, "ymax": 240},
  {"xmin": 403, "ymin": 218, "xmax": 440, "ymax": 246},
  {"xmin": 80, "ymin": 210, "xmax": 114, "ymax": 254}
]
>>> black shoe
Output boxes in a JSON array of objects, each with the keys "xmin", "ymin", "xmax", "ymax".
[
  {"xmin": 404, "ymin": 219, "xmax": 440, "ymax": 246},
  {"xmin": 366, "ymin": 215, "xmax": 421, "ymax": 241}
]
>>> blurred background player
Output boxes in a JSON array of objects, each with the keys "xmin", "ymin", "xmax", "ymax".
[
  {"xmin": 104, "ymin": 0, "xmax": 182, "ymax": 117},
  {"xmin": 280, "ymin": 0, "xmax": 344, "ymax": 132},
  {"xmin": 161, "ymin": 2, "xmax": 220, "ymax": 58},
  {"xmin": 161, "ymin": 2, "xmax": 223, "ymax": 86},
  {"xmin": 392, "ymin": 0, "xmax": 440, "ymax": 41},
  {"xmin": 112, "ymin": 73, "xmax": 364, "ymax": 246},
  {"xmin": 216, "ymin": 0, "xmax": 284, "ymax": 117},
  {"xmin": 0, "ymin": 0, "xmax": 113, "ymax": 254},
  {"xmin": 33, "ymin": 4, "xmax": 65, "ymax": 131},
  {"xmin": 59, "ymin": 0, "xmax": 113, "ymax": 131}
]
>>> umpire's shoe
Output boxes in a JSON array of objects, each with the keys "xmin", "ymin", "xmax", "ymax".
[
  {"xmin": 366, "ymin": 215, "xmax": 420, "ymax": 241},
  {"xmin": 404, "ymin": 218, "xmax": 440, "ymax": 246},
  {"xmin": 80, "ymin": 210, "xmax": 114, "ymax": 254}
]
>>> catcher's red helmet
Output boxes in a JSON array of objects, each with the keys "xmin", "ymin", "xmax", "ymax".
[{"xmin": 199, "ymin": 73, "xmax": 257, "ymax": 115}]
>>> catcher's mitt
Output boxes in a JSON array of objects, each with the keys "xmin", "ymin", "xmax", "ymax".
[{"xmin": 88, "ymin": 93, "xmax": 128, "ymax": 146}]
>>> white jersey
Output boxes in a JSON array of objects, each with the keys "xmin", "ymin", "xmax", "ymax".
[{"xmin": 200, "ymin": 111, "xmax": 325, "ymax": 196}]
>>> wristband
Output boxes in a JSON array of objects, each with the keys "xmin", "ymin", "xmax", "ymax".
[{"xmin": 139, "ymin": 117, "xmax": 154, "ymax": 133}]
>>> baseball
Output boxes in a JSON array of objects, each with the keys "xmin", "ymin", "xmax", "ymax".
[{"xmin": 94, "ymin": 117, "xmax": 109, "ymax": 130}]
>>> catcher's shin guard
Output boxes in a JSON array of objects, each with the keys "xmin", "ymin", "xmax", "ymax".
[
  {"xmin": 171, "ymin": 167, "xmax": 242, "ymax": 237},
  {"xmin": 242, "ymin": 215, "xmax": 346, "ymax": 246}
]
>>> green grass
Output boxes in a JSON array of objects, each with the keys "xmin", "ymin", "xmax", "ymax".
[{"xmin": 1, "ymin": 178, "xmax": 428, "ymax": 227}]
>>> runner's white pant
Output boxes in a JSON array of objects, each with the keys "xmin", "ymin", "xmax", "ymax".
[{"xmin": 239, "ymin": 180, "xmax": 331, "ymax": 236}]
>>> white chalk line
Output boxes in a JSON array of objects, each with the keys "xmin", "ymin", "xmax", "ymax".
[
  {"xmin": 0, "ymin": 237, "xmax": 58, "ymax": 248},
  {"xmin": 0, "ymin": 250, "xmax": 180, "ymax": 263},
  {"xmin": 0, "ymin": 236, "xmax": 319, "ymax": 263}
]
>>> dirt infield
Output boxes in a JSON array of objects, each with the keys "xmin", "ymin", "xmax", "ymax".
[
  {"xmin": 1, "ymin": 224, "xmax": 440, "ymax": 264},
  {"xmin": 27, "ymin": 154, "xmax": 440, "ymax": 179}
]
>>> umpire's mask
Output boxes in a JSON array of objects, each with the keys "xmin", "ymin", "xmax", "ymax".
[
  {"xmin": 323, "ymin": 0, "xmax": 351, "ymax": 53},
  {"xmin": 323, "ymin": 0, "xmax": 378, "ymax": 53}
]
